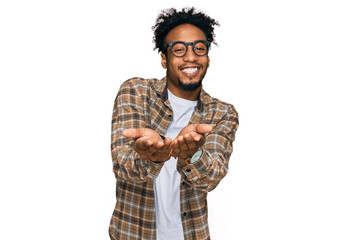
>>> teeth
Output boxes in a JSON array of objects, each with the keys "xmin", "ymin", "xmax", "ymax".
[{"xmin": 181, "ymin": 67, "xmax": 198, "ymax": 73}]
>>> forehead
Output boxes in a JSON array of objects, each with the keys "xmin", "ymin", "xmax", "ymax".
[{"xmin": 165, "ymin": 23, "xmax": 207, "ymax": 43}]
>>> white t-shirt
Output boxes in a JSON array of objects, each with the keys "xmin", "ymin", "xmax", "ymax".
[{"xmin": 154, "ymin": 90, "xmax": 198, "ymax": 240}]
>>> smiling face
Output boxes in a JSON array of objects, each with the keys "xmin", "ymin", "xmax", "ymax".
[{"xmin": 161, "ymin": 24, "xmax": 210, "ymax": 100}]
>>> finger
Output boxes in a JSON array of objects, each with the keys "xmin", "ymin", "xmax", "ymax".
[
  {"xmin": 177, "ymin": 136, "xmax": 189, "ymax": 152},
  {"xmin": 184, "ymin": 133, "xmax": 198, "ymax": 150},
  {"xmin": 184, "ymin": 133, "xmax": 196, "ymax": 146},
  {"xmin": 136, "ymin": 138, "xmax": 153, "ymax": 150},
  {"xmin": 122, "ymin": 128, "xmax": 146, "ymax": 138},
  {"xmin": 171, "ymin": 138, "xmax": 179, "ymax": 149},
  {"xmin": 184, "ymin": 133, "xmax": 193, "ymax": 142},
  {"xmin": 164, "ymin": 137, "xmax": 172, "ymax": 146},
  {"xmin": 158, "ymin": 139, "xmax": 172, "ymax": 153},
  {"xmin": 136, "ymin": 141, "xmax": 160, "ymax": 156},
  {"xmin": 170, "ymin": 148, "xmax": 175, "ymax": 157},
  {"xmin": 159, "ymin": 144, "xmax": 172, "ymax": 159},
  {"xmin": 147, "ymin": 145, "xmax": 159, "ymax": 154},
  {"xmin": 177, "ymin": 135, "xmax": 185, "ymax": 145},
  {"xmin": 195, "ymin": 124, "xmax": 213, "ymax": 134},
  {"xmin": 192, "ymin": 133, "xmax": 203, "ymax": 142},
  {"xmin": 154, "ymin": 140, "xmax": 165, "ymax": 148},
  {"xmin": 171, "ymin": 139, "xmax": 181, "ymax": 155}
]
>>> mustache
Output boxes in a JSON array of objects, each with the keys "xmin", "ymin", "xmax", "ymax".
[{"xmin": 179, "ymin": 63, "xmax": 202, "ymax": 69}]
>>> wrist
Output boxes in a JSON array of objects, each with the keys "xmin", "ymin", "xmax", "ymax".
[
  {"xmin": 178, "ymin": 157, "xmax": 189, "ymax": 165},
  {"xmin": 179, "ymin": 148, "xmax": 203, "ymax": 165}
]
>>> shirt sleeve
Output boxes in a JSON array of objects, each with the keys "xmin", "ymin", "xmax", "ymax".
[
  {"xmin": 177, "ymin": 104, "xmax": 239, "ymax": 192},
  {"xmin": 111, "ymin": 80, "xmax": 164, "ymax": 183}
]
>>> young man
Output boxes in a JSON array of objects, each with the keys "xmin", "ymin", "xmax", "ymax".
[{"xmin": 109, "ymin": 7, "xmax": 239, "ymax": 240}]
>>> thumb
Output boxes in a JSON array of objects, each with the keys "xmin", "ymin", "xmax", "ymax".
[
  {"xmin": 195, "ymin": 124, "xmax": 213, "ymax": 134},
  {"xmin": 122, "ymin": 128, "xmax": 145, "ymax": 138}
]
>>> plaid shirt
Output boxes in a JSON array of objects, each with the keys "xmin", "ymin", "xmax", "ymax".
[{"xmin": 109, "ymin": 77, "xmax": 239, "ymax": 240}]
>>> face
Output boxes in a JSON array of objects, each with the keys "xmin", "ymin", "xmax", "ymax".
[{"xmin": 161, "ymin": 24, "xmax": 210, "ymax": 99}]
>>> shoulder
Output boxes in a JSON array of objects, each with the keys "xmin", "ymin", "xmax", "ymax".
[
  {"xmin": 202, "ymin": 90, "xmax": 238, "ymax": 117},
  {"xmin": 119, "ymin": 77, "xmax": 157, "ymax": 90},
  {"xmin": 116, "ymin": 77, "xmax": 164, "ymax": 96},
  {"xmin": 201, "ymin": 91, "xmax": 239, "ymax": 136}
]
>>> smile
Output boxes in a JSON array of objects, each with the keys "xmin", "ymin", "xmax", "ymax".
[
  {"xmin": 181, "ymin": 67, "xmax": 199, "ymax": 73},
  {"xmin": 180, "ymin": 66, "xmax": 201, "ymax": 77}
]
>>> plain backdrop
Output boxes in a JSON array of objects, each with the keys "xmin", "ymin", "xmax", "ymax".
[{"xmin": 1, "ymin": 0, "xmax": 361, "ymax": 239}]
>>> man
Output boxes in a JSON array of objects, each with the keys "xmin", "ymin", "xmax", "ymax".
[{"xmin": 109, "ymin": 7, "xmax": 239, "ymax": 240}]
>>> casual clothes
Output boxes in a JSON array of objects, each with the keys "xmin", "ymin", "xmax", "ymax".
[{"xmin": 109, "ymin": 77, "xmax": 239, "ymax": 240}]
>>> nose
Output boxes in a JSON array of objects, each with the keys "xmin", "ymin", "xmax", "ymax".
[{"xmin": 183, "ymin": 45, "xmax": 197, "ymax": 62}]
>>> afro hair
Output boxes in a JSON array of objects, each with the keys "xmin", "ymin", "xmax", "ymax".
[{"xmin": 152, "ymin": 7, "xmax": 220, "ymax": 54}]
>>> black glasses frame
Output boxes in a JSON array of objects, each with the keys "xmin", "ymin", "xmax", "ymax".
[{"xmin": 167, "ymin": 40, "xmax": 211, "ymax": 57}]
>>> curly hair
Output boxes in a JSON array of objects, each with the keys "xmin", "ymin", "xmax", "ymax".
[{"xmin": 152, "ymin": 7, "xmax": 220, "ymax": 54}]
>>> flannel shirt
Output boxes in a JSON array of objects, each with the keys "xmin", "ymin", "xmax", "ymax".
[{"xmin": 109, "ymin": 77, "xmax": 239, "ymax": 240}]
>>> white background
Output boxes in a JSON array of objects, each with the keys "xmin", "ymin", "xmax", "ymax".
[{"xmin": 1, "ymin": 0, "xmax": 361, "ymax": 239}]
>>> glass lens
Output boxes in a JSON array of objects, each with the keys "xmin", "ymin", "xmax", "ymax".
[
  {"xmin": 171, "ymin": 42, "xmax": 187, "ymax": 57},
  {"xmin": 193, "ymin": 41, "xmax": 208, "ymax": 56}
]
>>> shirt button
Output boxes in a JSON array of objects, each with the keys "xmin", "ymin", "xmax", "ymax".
[
  {"xmin": 186, "ymin": 169, "xmax": 191, "ymax": 172},
  {"xmin": 183, "ymin": 212, "xmax": 187, "ymax": 216},
  {"xmin": 168, "ymin": 114, "xmax": 172, "ymax": 118},
  {"xmin": 182, "ymin": 181, "xmax": 186, "ymax": 185}
]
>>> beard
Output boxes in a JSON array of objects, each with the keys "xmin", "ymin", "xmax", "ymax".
[{"xmin": 178, "ymin": 78, "xmax": 202, "ymax": 91}]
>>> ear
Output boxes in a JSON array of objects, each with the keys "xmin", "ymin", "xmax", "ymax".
[
  {"xmin": 207, "ymin": 56, "xmax": 210, "ymax": 68},
  {"xmin": 161, "ymin": 54, "xmax": 167, "ymax": 69}
]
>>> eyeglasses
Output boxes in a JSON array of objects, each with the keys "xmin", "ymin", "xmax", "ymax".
[{"xmin": 167, "ymin": 40, "xmax": 211, "ymax": 57}]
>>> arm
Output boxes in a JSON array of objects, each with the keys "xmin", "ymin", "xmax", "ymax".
[
  {"xmin": 174, "ymin": 105, "xmax": 239, "ymax": 192},
  {"xmin": 111, "ymin": 81, "xmax": 169, "ymax": 183}
]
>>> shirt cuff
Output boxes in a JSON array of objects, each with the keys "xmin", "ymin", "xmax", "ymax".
[
  {"xmin": 180, "ymin": 147, "xmax": 211, "ymax": 182},
  {"xmin": 133, "ymin": 151, "xmax": 164, "ymax": 181}
]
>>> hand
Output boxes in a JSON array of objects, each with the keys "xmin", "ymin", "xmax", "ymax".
[
  {"xmin": 170, "ymin": 124, "xmax": 212, "ymax": 163},
  {"xmin": 122, "ymin": 128, "xmax": 172, "ymax": 163}
]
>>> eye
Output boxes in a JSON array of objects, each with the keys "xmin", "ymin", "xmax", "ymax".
[
  {"xmin": 174, "ymin": 48, "xmax": 184, "ymax": 52},
  {"xmin": 194, "ymin": 42, "xmax": 208, "ymax": 55},
  {"xmin": 171, "ymin": 43, "xmax": 187, "ymax": 56}
]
